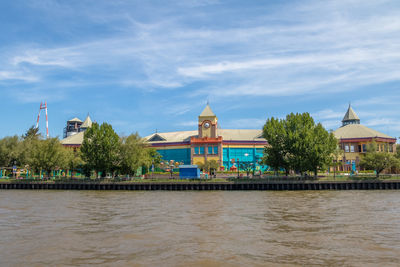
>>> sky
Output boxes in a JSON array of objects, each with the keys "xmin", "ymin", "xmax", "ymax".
[{"xmin": 1, "ymin": 0, "xmax": 400, "ymax": 140}]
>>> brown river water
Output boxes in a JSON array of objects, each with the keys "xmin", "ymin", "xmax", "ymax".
[{"xmin": 0, "ymin": 190, "xmax": 399, "ymax": 267}]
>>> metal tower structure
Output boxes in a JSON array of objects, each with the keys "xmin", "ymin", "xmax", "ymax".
[{"xmin": 35, "ymin": 102, "xmax": 49, "ymax": 138}]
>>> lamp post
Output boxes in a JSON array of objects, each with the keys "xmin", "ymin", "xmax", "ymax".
[
  {"xmin": 237, "ymin": 158, "xmax": 240, "ymax": 178},
  {"xmin": 244, "ymin": 153, "xmax": 249, "ymax": 178},
  {"xmin": 254, "ymin": 155, "xmax": 260, "ymax": 176},
  {"xmin": 151, "ymin": 160, "xmax": 154, "ymax": 179},
  {"xmin": 13, "ymin": 161, "xmax": 17, "ymax": 179}
]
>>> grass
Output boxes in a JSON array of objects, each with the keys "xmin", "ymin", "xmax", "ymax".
[{"xmin": 2, "ymin": 175, "xmax": 400, "ymax": 184}]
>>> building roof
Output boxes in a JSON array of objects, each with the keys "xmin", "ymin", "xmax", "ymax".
[
  {"xmin": 199, "ymin": 104, "xmax": 216, "ymax": 117},
  {"xmin": 333, "ymin": 124, "xmax": 395, "ymax": 140},
  {"xmin": 60, "ymin": 131, "xmax": 85, "ymax": 145},
  {"xmin": 342, "ymin": 105, "xmax": 360, "ymax": 123},
  {"xmin": 68, "ymin": 117, "xmax": 82, "ymax": 123},
  {"xmin": 81, "ymin": 115, "xmax": 92, "ymax": 128},
  {"xmin": 145, "ymin": 129, "xmax": 265, "ymax": 143}
]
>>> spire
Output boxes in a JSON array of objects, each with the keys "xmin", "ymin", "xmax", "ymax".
[
  {"xmin": 81, "ymin": 114, "xmax": 92, "ymax": 128},
  {"xmin": 342, "ymin": 104, "xmax": 360, "ymax": 126},
  {"xmin": 199, "ymin": 103, "xmax": 216, "ymax": 117}
]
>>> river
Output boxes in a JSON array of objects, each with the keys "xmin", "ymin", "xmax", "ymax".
[{"xmin": 0, "ymin": 191, "xmax": 399, "ymax": 266}]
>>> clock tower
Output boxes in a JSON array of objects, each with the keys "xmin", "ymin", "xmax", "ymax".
[
  {"xmin": 198, "ymin": 104, "xmax": 218, "ymax": 138},
  {"xmin": 191, "ymin": 104, "xmax": 223, "ymax": 167}
]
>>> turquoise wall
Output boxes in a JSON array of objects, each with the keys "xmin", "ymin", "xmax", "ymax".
[
  {"xmin": 156, "ymin": 148, "xmax": 191, "ymax": 165},
  {"xmin": 223, "ymin": 147, "xmax": 266, "ymax": 170}
]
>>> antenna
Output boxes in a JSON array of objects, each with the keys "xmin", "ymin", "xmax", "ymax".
[{"xmin": 35, "ymin": 101, "xmax": 49, "ymax": 138}]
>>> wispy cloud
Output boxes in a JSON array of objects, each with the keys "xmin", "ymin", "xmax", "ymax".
[
  {"xmin": 0, "ymin": 71, "xmax": 39, "ymax": 82},
  {"xmin": 224, "ymin": 118, "xmax": 265, "ymax": 129},
  {"xmin": 2, "ymin": 1, "xmax": 400, "ymax": 99},
  {"xmin": 313, "ymin": 109, "xmax": 344, "ymax": 121},
  {"xmin": 1, "ymin": 0, "xmax": 400, "ymax": 139},
  {"xmin": 177, "ymin": 121, "xmax": 198, "ymax": 127}
]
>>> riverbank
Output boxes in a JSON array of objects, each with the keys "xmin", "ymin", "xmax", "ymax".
[{"xmin": 1, "ymin": 180, "xmax": 400, "ymax": 190}]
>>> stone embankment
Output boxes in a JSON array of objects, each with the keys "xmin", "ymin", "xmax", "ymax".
[{"xmin": 1, "ymin": 180, "xmax": 399, "ymax": 190}]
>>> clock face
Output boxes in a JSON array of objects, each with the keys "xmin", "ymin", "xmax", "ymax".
[{"xmin": 204, "ymin": 122, "xmax": 210, "ymax": 128}]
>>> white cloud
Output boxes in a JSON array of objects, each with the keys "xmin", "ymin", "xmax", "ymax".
[
  {"xmin": 312, "ymin": 109, "xmax": 344, "ymax": 120},
  {"xmin": 1, "ymin": 0, "xmax": 400, "ymax": 100},
  {"xmin": 0, "ymin": 71, "xmax": 39, "ymax": 82}
]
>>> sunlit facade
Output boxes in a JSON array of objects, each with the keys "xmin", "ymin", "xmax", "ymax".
[
  {"xmin": 333, "ymin": 105, "xmax": 396, "ymax": 171},
  {"xmin": 144, "ymin": 104, "xmax": 267, "ymax": 170}
]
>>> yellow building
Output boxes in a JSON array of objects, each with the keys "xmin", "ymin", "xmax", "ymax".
[{"xmin": 333, "ymin": 105, "xmax": 396, "ymax": 171}]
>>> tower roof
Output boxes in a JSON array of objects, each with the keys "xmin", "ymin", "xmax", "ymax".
[
  {"xmin": 81, "ymin": 114, "xmax": 92, "ymax": 128},
  {"xmin": 68, "ymin": 117, "xmax": 82, "ymax": 123},
  {"xmin": 199, "ymin": 104, "xmax": 216, "ymax": 117},
  {"xmin": 342, "ymin": 105, "xmax": 360, "ymax": 123}
]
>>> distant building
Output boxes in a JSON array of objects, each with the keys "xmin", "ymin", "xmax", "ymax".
[
  {"xmin": 61, "ymin": 115, "xmax": 92, "ymax": 148},
  {"xmin": 63, "ymin": 117, "xmax": 83, "ymax": 138},
  {"xmin": 144, "ymin": 104, "xmax": 267, "ymax": 170},
  {"xmin": 333, "ymin": 105, "xmax": 396, "ymax": 171}
]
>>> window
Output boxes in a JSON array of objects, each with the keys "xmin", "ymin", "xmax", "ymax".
[
  {"xmin": 345, "ymin": 145, "xmax": 350, "ymax": 152},
  {"xmin": 194, "ymin": 147, "xmax": 199, "ymax": 154},
  {"xmin": 213, "ymin": 146, "xmax": 218, "ymax": 154},
  {"xmin": 390, "ymin": 145, "xmax": 393, "ymax": 152},
  {"xmin": 208, "ymin": 146, "xmax": 212, "ymax": 154},
  {"xmin": 350, "ymin": 145, "xmax": 355, "ymax": 152},
  {"xmin": 358, "ymin": 145, "xmax": 362, "ymax": 152},
  {"xmin": 200, "ymin": 147, "xmax": 204, "ymax": 154},
  {"xmin": 362, "ymin": 144, "xmax": 366, "ymax": 152}
]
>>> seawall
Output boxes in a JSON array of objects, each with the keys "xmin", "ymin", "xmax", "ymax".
[{"xmin": 1, "ymin": 180, "xmax": 400, "ymax": 190}]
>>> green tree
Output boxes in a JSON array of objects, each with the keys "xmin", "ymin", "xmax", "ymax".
[
  {"xmin": 395, "ymin": 144, "xmax": 400, "ymax": 159},
  {"xmin": 330, "ymin": 146, "xmax": 344, "ymax": 179},
  {"xmin": 360, "ymin": 150, "xmax": 399, "ymax": 178},
  {"xmin": 22, "ymin": 126, "xmax": 41, "ymax": 140},
  {"xmin": 81, "ymin": 122, "xmax": 120, "ymax": 178},
  {"xmin": 198, "ymin": 159, "xmax": 219, "ymax": 177},
  {"xmin": 63, "ymin": 148, "xmax": 84, "ymax": 178},
  {"xmin": 262, "ymin": 117, "xmax": 290, "ymax": 175},
  {"xmin": 141, "ymin": 147, "xmax": 162, "ymax": 174},
  {"xmin": 0, "ymin": 136, "xmax": 21, "ymax": 167},
  {"xmin": 239, "ymin": 161, "xmax": 254, "ymax": 177},
  {"xmin": 206, "ymin": 159, "xmax": 219, "ymax": 175},
  {"xmin": 26, "ymin": 138, "xmax": 66, "ymax": 177},
  {"xmin": 306, "ymin": 124, "xmax": 337, "ymax": 177},
  {"xmin": 120, "ymin": 133, "xmax": 146, "ymax": 177},
  {"xmin": 262, "ymin": 112, "xmax": 337, "ymax": 177}
]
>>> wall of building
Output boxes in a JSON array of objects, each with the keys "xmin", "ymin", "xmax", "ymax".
[
  {"xmin": 222, "ymin": 146, "xmax": 265, "ymax": 170},
  {"xmin": 156, "ymin": 148, "xmax": 191, "ymax": 165},
  {"xmin": 154, "ymin": 145, "xmax": 267, "ymax": 170}
]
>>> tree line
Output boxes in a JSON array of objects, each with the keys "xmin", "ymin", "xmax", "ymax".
[
  {"xmin": 1, "ymin": 113, "xmax": 399, "ymax": 179},
  {"xmin": 0, "ymin": 123, "xmax": 161, "ymax": 178}
]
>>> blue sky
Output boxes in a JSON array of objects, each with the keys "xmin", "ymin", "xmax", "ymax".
[{"xmin": 1, "ymin": 0, "xmax": 400, "ymax": 139}]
